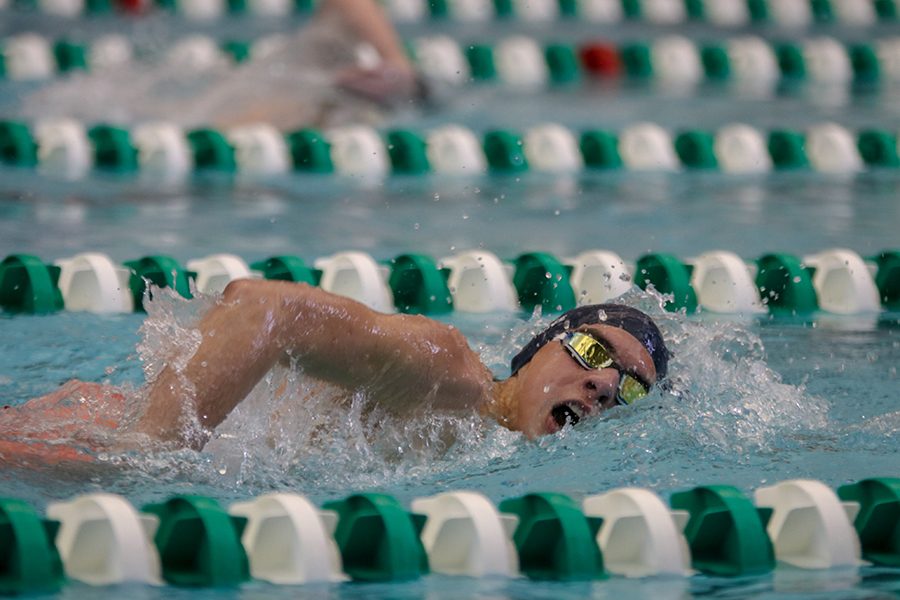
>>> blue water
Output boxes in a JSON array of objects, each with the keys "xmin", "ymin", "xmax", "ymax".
[{"xmin": 2, "ymin": 13, "xmax": 900, "ymax": 599}]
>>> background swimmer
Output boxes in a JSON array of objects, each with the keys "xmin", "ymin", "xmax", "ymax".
[
  {"xmin": 20, "ymin": 0, "xmax": 425, "ymax": 129},
  {"xmin": 4, "ymin": 280, "xmax": 668, "ymax": 457}
]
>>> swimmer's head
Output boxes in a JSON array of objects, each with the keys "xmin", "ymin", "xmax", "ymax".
[{"xmin": 492, "ymin": 304, "xmax": 669, "ymax": 437}]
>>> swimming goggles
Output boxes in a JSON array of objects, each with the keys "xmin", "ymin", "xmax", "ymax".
[{"xmin": 561, "ymin": 331, "xmax": 650, "ymax": 406}]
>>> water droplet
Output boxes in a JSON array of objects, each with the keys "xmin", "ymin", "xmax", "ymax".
[
  {"xmin": 413, "ymin": 222, "xmax": 420, "ymax": 230},
  {"xmin": 543, "ymin": 385, "xmax": 551, "ymax": 393}
]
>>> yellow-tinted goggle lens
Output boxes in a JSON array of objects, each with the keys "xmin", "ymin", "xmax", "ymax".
[
  {"xmin": 618, "ymin": 374, "xmax": 648, "ymax": 405},
  {"xmin": 565, "ymin": 332, "xmax": 614, "ymax": 369}
]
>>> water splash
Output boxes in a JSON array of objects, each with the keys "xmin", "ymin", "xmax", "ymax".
[{"xmin": 3, "ymin": 285, "xmax": 832, "ymax": 502}]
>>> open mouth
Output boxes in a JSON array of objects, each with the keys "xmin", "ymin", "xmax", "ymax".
[{"xmin": 550, "ymin": 401, "xmax": 588, "ymax": 430}]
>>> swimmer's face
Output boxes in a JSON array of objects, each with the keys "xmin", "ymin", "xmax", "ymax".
[{"xmin": 509, "ymin": 324, "xmax": 657, "ymax": 438}]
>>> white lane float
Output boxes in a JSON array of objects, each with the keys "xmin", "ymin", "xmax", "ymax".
[
  {"xmin": 803, "ymin": 248, "xmax": 881, "ymax": 314},
  {"xmin": 831, "ymin": 0, "xmax": 877, "ymax": 26},
  {"xmin": 689, "ymin": 251, "xmax": 765, "ymax": 314},
  {"xmin": 567, "ymin": 250, "xmax": 633, "ymax": 304},
  {"xmin": 803, "ymin": 38, "xmax": 853, "ymax": 85},
  {"xmin": 314, "ymin": 251, "xmax": 394, "ymax": 312},
  {"xmin": 714, "ymin": 123, "xmax": 773, "ymax": 174},
  {"xmin": 46, "ymin": 494, "xmax": 161, "ymax": 586},
  {"xmin": 524, "ymin": 124, "xmax": 583, "ymax": 173},
  {"xmin": 132, "ymin": 122, "xmax": 194, "ymax": 181},
  {"xmin": 576, "ymin": 0, "xmax": 623, "ymax": 21},
  {"xmin": 327, "ymin": 126, "xmax": 390, "ymax": 178},
  {"xmin": 413, "ymin": 36, "xmax": 470, "ymax": 86},
  {"xmin": 700, "ymin": 0, "xmax": 749, "ymax": 26},
  {"xmin": 89, "ymin": 35, "xmax": 133, "ymax": 72},
  {"xmin": 228, "ymin": 124, "xmax": 290, "ymax": 176},
  {"xmin": 876, "ymin": 38, "xmax": 900, "ymax": 82},
  {"xmin": 439, "ymin": 250, "xmax": 518, "ymax": 312},
  {"xmin": 618, "ymin": 123, "xmax": 679, "ymax": 171},
  {"xmin": 768, "ymin": 0, "xmax": 813, "ymax": 27},
  {"xmin": 754, "ymin": 479, "xmax": 865, "ymax": 569},
  {"xmin": 727, "ymin": 36, "xmax": 780, "ymax": 92},
  {"xmin": 426, "ymin": 125, "xmax": 487, "ymax": 175},
  {"xmin": 411, "ymin": 491, "xmax": 519, "ymax": 577},
  {"xmin": 582, "ymin": 488, "xmax": 693, "ymax": 577},
  {"xmin": 448, "ymin": 0, "xmax": 494, "ymax": 20},
  {"xmin": 639, "ymin": 0, "xmax": 686, "ymax": 24},
  {"xmin": 246, "ymin": 0, "xmax": 292, "ymax": 17},
  {"xmin": 166, "ymin": 35, "xmax": 228, "ymax": 70},
  {"xmin": 229, "ymin": 493, "xmax": 345, "ymax": 584},
  {"xmin": 495, "ymin": 36, "xmax": 549, "ymax": 88},
  {"xmin": 54, "ymin": 253, "xmax": 133, "ymax": 313},
  {"xmin": 511, "ymin": 0, "xmax": 557, "ymax": 21},
  {"xmin": 805, "ymin": 123, "xmax": 863, "ymax": 174},
  {"xmin": 3, "ymin": 34, "xmax": 55, "ymax": 80},
  {"xmin": 36, "ymin": 0, "xmax": 83, "ymax": 18},
  {"xmin": 186, "ymin": 254, "xmax": 255, "ymax": 295},
  {"xmin": 385, "ymin": 0, "xmax": 427, "ymax": 21},
  {"xmin": 35, "ymin": 118, "xmax": 93, "ymax": 180},
  {"xmin": 651, "ymin": 36, "xmax": 703, "ymax": 89}
]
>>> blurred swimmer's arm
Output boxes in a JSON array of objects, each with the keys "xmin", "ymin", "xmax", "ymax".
[
  {"xmin": 136, "ymin": 279, "xmax": 491, "ymax": 448},
  {"xmin": 319, "ymin": 0, "xmax": 412, "ymax": 71},
  {"xmin": 320, "ymin": 0, "xmax": 422, "ymax": 104}
]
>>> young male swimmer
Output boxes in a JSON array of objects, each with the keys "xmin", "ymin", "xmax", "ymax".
[
  {"xmin": 2, "ymin": 280, "xmax": 668, "ymax": 457},
  {"xmin": 136, "ymin": 280, "xmax": 667, "ymax": 448}
]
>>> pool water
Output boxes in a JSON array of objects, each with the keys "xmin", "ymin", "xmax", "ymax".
[{"xmin": 1, "ymin": 11, "xmax": 900, "ymax": 600}]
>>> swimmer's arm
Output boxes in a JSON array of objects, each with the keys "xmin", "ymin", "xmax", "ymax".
[
  {"xmin": 137, "ymin": 279, "xmax": 487, "ymax": 448},
  {"xmin": 319, "ymin": 0, "xmax": 413, "ymax": 70}
]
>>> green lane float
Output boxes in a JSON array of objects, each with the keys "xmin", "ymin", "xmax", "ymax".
[
  {"xmin": 250, "ymin": 256, "xmax": 319, "ymax": 285},
  {"xmin": 322, "ymin": 494, "xmax": 429, "ymax": 581},
  {"xmin": 670, "ymin": 485, "xmax": 775, "ymax": 577},
  {"xmin": 124, "ymin": 255, "xmax": 194, "ymax": 311},
  {"xmin": 386, "ymin": 129, "xmax": 430, "ymax": 175},
  {"xmin": 0, "ymin": 499, "xmax": 64, "ymax": 595},
  {"xmin": 873, "ymin": 251, "xmax": 900, "ymax": 310},
  {"xmin": 754, "ymin": 253, "xmax": 818, "ymax": 315},
  {"xmin": 837, "ymin": 478, "xmax": 900, "ymax": 567},
  {"xmin": 675, "ymin": 131, "xmax": 718, "ymax": 170},
  {"xmin": 142, "ymin": 495, "xmax": 249, "ymax": 587},
  {"xmin": 498, "ymin": 493, "xmax": 605, "ymax": 581},
  {"xmin": 0, "ymin": 120, "xmax": 38, "ymax": 167},
  {"xmin": 768, "ymin": 130, "xmax": 809, "ymax": 170},
  {"xmin": 580, "ymin": 130, "xmax": 622, "ymax": 169},
  {"xmin": 88, "ymin": 125, "xmax": 138, "ymax": 172},
  {"xmin": 635, "ymin": 253, "xmax": 698, "ymax": 313},
  {"xmin": 0, "ymin": 254, "xmax": 64, "ymax": 314},
  {"xmin": 388, "ymin": 253, "xmax": 453, "ymax": 315},
  {"xmin": 512, "ymin": 252, "xmax": 576, "ymax": 313},
  {"xmin": 286, "ymin": 129, "xmax": 334, "ymax": 173},
  {"xmin": 857, "ymin": 130, "xmax": 900, "ymax": 168},
  {"xmin": 483, "ymin": 130, "xmax": 528, "ymax": 173},
  {"xmin": 187, "ymin": 128, "xmax": 236, "ymax": 172}
]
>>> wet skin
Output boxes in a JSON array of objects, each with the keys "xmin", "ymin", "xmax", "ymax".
[{"xmin": 500, "ymin": 324, "xmax": 658, "ymax": 438}]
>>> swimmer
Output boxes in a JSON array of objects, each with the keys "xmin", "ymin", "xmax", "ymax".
[
  {"xmin": 21, "ymin": 0, "xmax": 425, "ymax": 129},
  {"xmin": 3, "ymin": 280, "xmax": 668, "ymax": 458}
]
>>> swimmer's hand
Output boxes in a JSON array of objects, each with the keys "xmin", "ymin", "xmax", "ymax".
[{"xmin": 336, "ymin": 63, "xmax": 425, "ymax": 107}]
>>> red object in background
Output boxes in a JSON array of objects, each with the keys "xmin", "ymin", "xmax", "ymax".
[
  {"xmin": 116, "ymin": 0, "xmax": 151, "ymax": 13},
  {"xmin": 579, "ymin": 43, "xmax": 622, "ymax": 78}
]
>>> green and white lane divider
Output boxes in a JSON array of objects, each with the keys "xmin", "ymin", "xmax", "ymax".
[
  {"xmin": 2, "ymin": 119, "xmax": 900, "ymax": 179},
  {"xmin": 0, "ymin": 478, "xmax": 897, "ymax": 591},
  {"xmin": 4, "ymin": 31, "xmax": 899, "ymax": 91},
  {"xmin": 391, "ymin": 0, "xmax": 900, "ymax": 26},
  {"xmin": 2, "ymin": 0, "xmax": 898, "ymax": 25},
  {"xmin": 1, "ymin": 248, "xmax": 898, "ymax": 316}
]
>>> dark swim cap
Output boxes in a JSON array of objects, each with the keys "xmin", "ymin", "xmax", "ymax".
[{"xmin": 510, "ymin": 304, "xmax": 669, "ymax": 380}]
